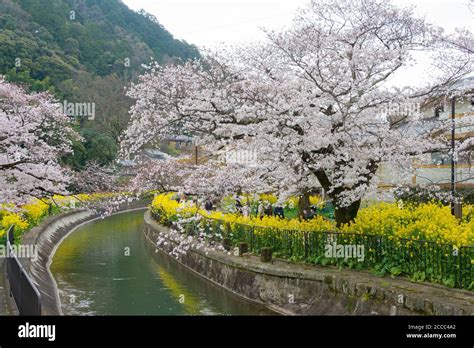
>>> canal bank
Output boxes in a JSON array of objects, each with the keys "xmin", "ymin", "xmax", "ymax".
[
  {"xmin": 51, "ymin": 209, "xmax": 273, "ymax": 315},
  {"xmin": 144, "ymin": 211, "xmax": 474, "ymax": 316},
  {"xmin": 2, "ymin": 199, "xmax": 150, "ymax": 315},
  {"xmin": 4, "ymin": 203, "xmax": 473, "ymax": 316}
]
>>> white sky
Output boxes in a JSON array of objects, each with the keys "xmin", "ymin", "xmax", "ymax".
[
  {"xmin": 123, "ymin": 0, "xmax": 309, "ymax": 48},
  {"xmin": 123, "ymin": 0, "xmax": 473, "ymax": 85}
]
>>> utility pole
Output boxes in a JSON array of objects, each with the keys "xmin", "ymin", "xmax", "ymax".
[{"xmin": 450, "ymin": 97, "xmax": 456, "ymax": 216}]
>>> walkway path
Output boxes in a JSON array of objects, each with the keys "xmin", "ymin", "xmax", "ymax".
[{"xmin": 0, "ymin": 258, "xmax": 13, "ymax": 315}]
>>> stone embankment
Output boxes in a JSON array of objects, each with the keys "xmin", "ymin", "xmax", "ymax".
[{"xmin": 144, "ymin": 210, "xmax": 474, "ymax": 316}]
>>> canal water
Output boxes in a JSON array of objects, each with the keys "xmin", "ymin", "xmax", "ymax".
[{"xmin": 51, "ymin": 209, "xmax": 273, "ymax": 315}]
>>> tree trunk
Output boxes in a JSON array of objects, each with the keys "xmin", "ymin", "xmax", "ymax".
[
  {"xmin": 334, "ymin": 199, "xmax": 361, "ymax": 227},
  {"xmin": 298, "ymin": 191, "xmax": 311, "ymax": 219}
]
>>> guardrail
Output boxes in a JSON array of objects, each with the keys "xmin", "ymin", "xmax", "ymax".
[{"xmin": 6, "ymin": 225, "xmax": 42, "ymax": 315}]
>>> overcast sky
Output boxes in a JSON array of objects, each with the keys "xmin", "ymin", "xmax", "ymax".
[
  {"xmin": 123, "ymin": 0, "xmax": 472, "ymax": 48},
  {"xmin": 122, "ymin": 0, "xmax": 473, "ymax": 85}
]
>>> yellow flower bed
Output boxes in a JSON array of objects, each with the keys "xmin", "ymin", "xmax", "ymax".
[
  {"xmin": 285, "ymin": 195, "xmax": 325, "ymax": 208},
  {"xmin": 0, "ymin": 192, "xmax": 119, "ymax": 241},
  {"xmin": 341, "ymin": 202, "xmax": 473, "ymax": 247},
  {"xmin": 22, "ymin": 199, "xmax": 50, "ymax": 225},
  {"xmin": 151, "ymin": 193, "xmax": 334, "ymax": 233},
  {"xmin": 51, "ymin": 192, "xmax": 115, "ymax": 208},
  {"xmin": 0, "ymin": 211, "xmax": 29, "ymax": 238},
  {"xmin": 462, "ymin": 204, "xmax": 474, "ymax": 222},
  {"xmin": 309, "ymin": 195, "xmax": 324, "ymax": 207},
  {"xmin": 258, "ymin": 193, "xmax": 278, "ymax": 204},
  {"xmin": 152, "ymin": 194, "xmax": 473, "ymax": 247},
  {"xmin": 204, "ymin": 209, "xmax": 333, "ymax": 232}
]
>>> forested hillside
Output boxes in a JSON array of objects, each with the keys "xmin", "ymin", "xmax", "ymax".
[{"xmin": 0, "ymin": 0, "xmax": 199, "ymax": 169}]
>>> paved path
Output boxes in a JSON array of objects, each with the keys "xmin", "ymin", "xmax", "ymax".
[{"xmin": 0, "ymin": 258, "xmax": 12, "ymax": 315}]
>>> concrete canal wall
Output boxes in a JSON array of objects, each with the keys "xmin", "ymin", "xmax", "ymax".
[{"xmin": 144, "ymin": 211, "xmax": 474, "ymax": 316}]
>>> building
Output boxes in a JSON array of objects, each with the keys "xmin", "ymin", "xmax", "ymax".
[
  {"xmin": 164, "ymin": 135, "xmax": 194, "ymax": 151},
  {"xmin": 378, "ymin": 77, "xmax": 474, "ymax": 189},
  {"xmin": 143, "ymin": 148, "xmax": 172, "ymax": 161}
]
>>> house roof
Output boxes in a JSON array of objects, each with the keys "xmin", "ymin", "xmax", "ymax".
[
  {"xmin": 143, "ymin": 148, "xmax": 171, "ymax": 160},
  {"xmin": 165, "ymin": 134, "xmax": 194, "ymax": 142}
]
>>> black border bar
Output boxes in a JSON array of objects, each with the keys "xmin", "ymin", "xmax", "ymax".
[{"xmin": 0, "ymin": 315, "xmax": 472, "ymax": 346}]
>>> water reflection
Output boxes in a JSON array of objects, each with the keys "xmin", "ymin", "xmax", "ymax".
[{"xmin": 51, "ymin": 209, "xmax": 273, "ymax": 315}]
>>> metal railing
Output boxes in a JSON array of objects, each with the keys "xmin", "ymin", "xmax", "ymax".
[
  {"xmin": 229, "ymin": 226, "xmax": 473, "ymax": 290},
  {"xmin": 6, "ymin": 225, "xmax": 42, "ymax": 315},
  {"xmin": 152, "ymin": 210, "xmax": 474, "ymax": 290}
]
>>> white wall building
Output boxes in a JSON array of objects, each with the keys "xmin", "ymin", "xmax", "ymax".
[{"xmin": 378, "ymin": 78, "xmax": 474, "ymax": 189}]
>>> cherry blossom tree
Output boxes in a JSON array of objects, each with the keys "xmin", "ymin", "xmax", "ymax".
[
  {"xmin": 72, "ymin": 161, "xmax": 119, "ymax": 194},
  {"xmin": 128, "ymin": 154, "xmax": 270, "ymax": 200},
  {"xmin": 0, "ymin": 77, "xmax": 81, "ymax": 205},
  {"xmin": 120, "ymin": 0, "xmax": 473, "ymax": 226},
  {"xmin": 128, "ymin": 158, "xmax": 191, "ymax": 194}
]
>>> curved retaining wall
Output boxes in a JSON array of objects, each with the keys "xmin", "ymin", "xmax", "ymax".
[
  {"xmin": 10, "ymin": 200, "xmax": 150, "ymax": 315},
  {"xmin": 144, "ymin": 211, "xmax": 474, "ymax": 316},
  {"xmin": 21, "ymin": 209, "xmax": 98, "ymax": 315}
]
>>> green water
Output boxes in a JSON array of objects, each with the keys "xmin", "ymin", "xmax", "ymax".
[{"xmin": 51, "ymin": 209, "xmax": 273, "ymax": 315}]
